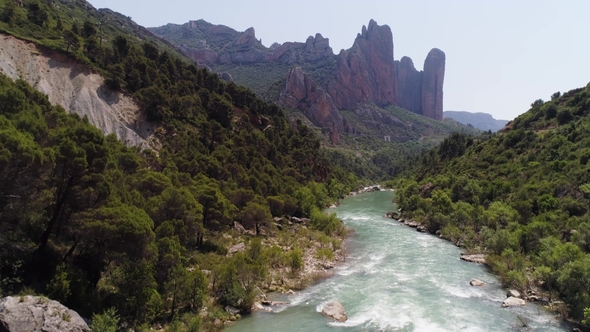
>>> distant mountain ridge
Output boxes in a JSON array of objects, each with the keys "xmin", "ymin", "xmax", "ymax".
[
  {"xmin": 443, "ymin": 111, "xmax": 508, "ymax": 132},
  {"xmin": 150, "ymin": 19, "xmax": 447, "ymax": 142}
]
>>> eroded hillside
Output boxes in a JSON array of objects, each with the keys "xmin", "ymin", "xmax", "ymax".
[{"xmin": 0, "ymin": 33, "xmax": 156, "ymax": 148}]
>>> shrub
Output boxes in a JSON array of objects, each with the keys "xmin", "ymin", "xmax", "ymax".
[{"xmin": 91, "ymin": 308, "xmax": 120, "ymax": 332}]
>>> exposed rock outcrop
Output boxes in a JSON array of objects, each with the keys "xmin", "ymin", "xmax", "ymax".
[
  {"xmin": 152, "ymin": 19, "xmax": 448, "ymax": 141},
  {"xmin": 0, "ymin": 34, "xmax": 156, "ymax": 149},
  {"xmin": 281, "ymin": 67, "xmax": 343, "ymax": 143},
  {"xmin": 162, "ymin": 21, "xmax": 333, "ymax": 66},
  {"xmin": 320, "ymin": 301, "xmax": 347, "ymax": 322},
  {"xmin": 327, "ymin": 19, "xmax": 396, "ymax": 110},
  {"xmin": 0, "ymin": 296, "xmax": 89, "ymax": 332},
  {"xmin": 229, "ymin": 242, "xmax": 246, "ymax": 254},
  {"xmin": 421, "ymin": 48, "xmax": 445, "ymax": 121},
  {"xmin": 396, "ymin": 56, "xmax": 422, "ymax": 114}
]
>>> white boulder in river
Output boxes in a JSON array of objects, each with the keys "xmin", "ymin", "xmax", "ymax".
[
  {"xmin": 321, "ymin": 301, "xmax": 348, "ymax": 322},
  {"xmin": 470, "ymin": 279, "xmax": 485, "ymax": 286},
  {"xmin": 502, "ymin": 297, "xmax": 526, "ymax": 307},
  {"xmin": 0, "ymin": 296, "xmax": 89, "ymax": 332},
  {"xmin": 506, "ymin": 289, "xmax": 521, "ymax": 298}
]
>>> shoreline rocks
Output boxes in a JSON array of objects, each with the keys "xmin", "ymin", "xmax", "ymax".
[
  {"xmin": 320, "ymin": 301, "xmax": 347, "ymax": 322},
  {"xmin": 251, "ymin": 302, "xmax": 273, "ymax": 313},
  {"xmin": 502, "ymin": 297, "xmax": 526, "ymax": 307},
  {"xmin": 460, "ymin": 253, "xmax": 487, "ymax": 264}
]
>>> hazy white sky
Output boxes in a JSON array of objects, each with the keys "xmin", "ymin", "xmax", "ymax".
[{"xmin": 88, "ymin": 0, "xmax": 590, "ymax": 121}]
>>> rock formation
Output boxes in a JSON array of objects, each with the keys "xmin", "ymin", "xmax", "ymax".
[
  {"xmin": 327, "ymin": 19, "xmax": 397, "ymax": 109},
  {"xmin": 421, "ymin": 48, "xmax": 445, "ymax": 121},
  {"xmin": 164, "ymin": 21, "xmax": 334, "ymax": 66},
  {"xmin": 0, "ymin": 296, "xmax": 89, "ymax": 332},
  {"xmin": 281, "ymin": 67, "xmax": 343, "ymax": 143},
  {"xmin": 395, "ymin": 56, "xmax": 422, "ymax": 114},
  {"xmin": 152, "ymin": 19, "xmax": 447, "ymax": 140}
]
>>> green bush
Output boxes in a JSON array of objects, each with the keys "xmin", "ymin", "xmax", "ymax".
[{"xmin": 91, "ymin": 308, "xmax": 120, "ymax": 332}]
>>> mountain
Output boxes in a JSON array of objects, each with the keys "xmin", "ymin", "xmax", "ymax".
[
  {"xmin": 444, "ymin": 111, "xmax": 509, "ymax": 132},
  {"xmin": 395, "ymin": 84, "xmax": 590, "ymax": 321},
  {"xmin": 150, "ymin": 19, "xmax": 447, "ymax": 142},
  {"xmin": 0, "ymin": 1, "xmax": 359, "ymax": 330}
]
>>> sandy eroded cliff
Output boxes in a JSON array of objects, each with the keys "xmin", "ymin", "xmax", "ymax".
[{"xmin": 0, "ymin": 34, "xmax": 156, "ymax": 149}]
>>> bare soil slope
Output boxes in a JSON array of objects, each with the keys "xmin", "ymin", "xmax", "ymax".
[{"xmin": 0, "ymin": 34, "xmax": 156, "ymax": 148}]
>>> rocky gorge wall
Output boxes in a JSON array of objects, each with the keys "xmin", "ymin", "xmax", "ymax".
[{"xmin": 152, "ymin": 19, "xmax": 446, "ymax": 140}]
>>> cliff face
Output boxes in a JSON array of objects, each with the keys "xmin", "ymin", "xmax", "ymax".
[
  {"xmin": 327, "ymin": 19, "xmax": 397, "ymax": 109},
  {"xmin": 151, "ymin": 19, "xmax": 446, "ymax": 140},
  {"xmin": 396, "ymin": 56, "xmax": 422, "ymax": 115},
  {"xmin": 162, "ymin": 21, "xmax": 334, "ymax": 66},
  {"xmin": 281, "ymin": 67, "xmax": 343, "ymax": 143},
  {"xmin": 421, "ymin": 48, "xmax": 445, "ymax": 121}
]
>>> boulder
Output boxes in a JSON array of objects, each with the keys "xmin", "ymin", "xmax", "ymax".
[
  {"xmin": 320, "ymin": 301, "xmax": 347, "ymax": 322},
  {"xmin": 502, "ymin": 297, "xmax": 526, "ymax": 307},
  {"xmin": 251, "ymin": 302, "xmax": 273, "ymax": 313},
  {"xmin": 0, "ymin": 296, "xmax": 89, "ymax": 332},
  {"xmin": 506, "ymin": 289, "xmax": 521, "ymax": 298},
  {"xmin": 229, "ymin": 242, "xmax": 246, "ymax": 254},
  {"xmin": 470, "ymin": 279, "xmax": 485, "ymax": 286},
  {"xmin": 224, "ymin": 306, "xmax": 240, "ymax": 315},
  {"xmin": 460, "ymin": 253, "xmax": 487, "ymax": 264},
  {"xmin": 233, "ymin": 221, "xmax": 246, "ymax": 234},
  {"xmin": 416, "ymin": 225, "xmax": 427, "ymax": 233}
]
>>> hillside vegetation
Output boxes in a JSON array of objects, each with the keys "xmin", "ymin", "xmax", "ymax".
[
  {"xmin": 395, "ymin": 85, "xmax": 590, "ymax": 321},
  {"xmin": 0, "ymin": 0, "xmax": 358, "ymax": 330}
]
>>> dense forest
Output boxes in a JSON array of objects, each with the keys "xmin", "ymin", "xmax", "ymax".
[
  {"xmin": 0, "ymin": 0, "xmax": 359, "ymax": 330},
  {"xmin": 394, "ymin": 84, "xmax": 590, "ymax": 323}
]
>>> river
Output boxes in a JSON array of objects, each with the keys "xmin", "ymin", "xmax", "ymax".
[{"xmin": 226, "ymin": 191, "xmax": 569, "ymax": 332}]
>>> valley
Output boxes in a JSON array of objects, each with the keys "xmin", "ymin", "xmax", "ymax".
[{"xmin": 0, "ymin": 0, "xmax": 588, "ymax": 331}]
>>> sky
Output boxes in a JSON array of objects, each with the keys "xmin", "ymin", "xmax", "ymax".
[{"xmin": 88, "ymin": 0, "xmax": 590, "ymax": 121}]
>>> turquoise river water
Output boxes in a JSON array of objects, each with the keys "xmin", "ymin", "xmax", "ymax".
[{"xmin": 225, "ymin": 191, "xmax": 569, "ymax": 332}]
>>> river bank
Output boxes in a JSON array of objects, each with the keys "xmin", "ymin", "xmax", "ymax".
[
  {"xmin": 246, "ymin": 187, "xmax": 389, "ymax": 312},
  {"xmin": 226, "ymin": 191, "xmax": 569, "ymax": 331},
  {"xmin": 384, "ymin": 209, "xmax": 576, "ymax": 321}
]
